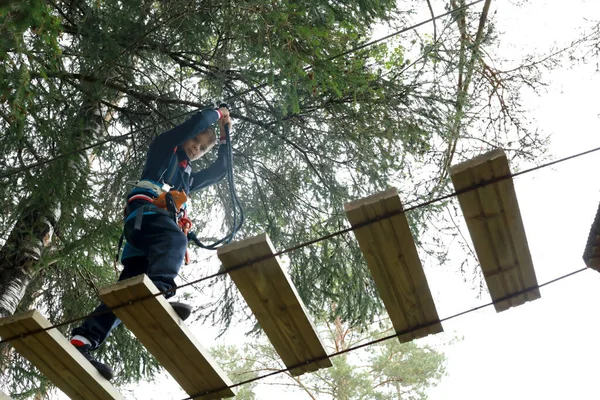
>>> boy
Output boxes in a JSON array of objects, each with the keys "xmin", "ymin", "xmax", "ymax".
[{"xmin": 70, "ymin": 106, "xmax": 232, "ymax": 380}]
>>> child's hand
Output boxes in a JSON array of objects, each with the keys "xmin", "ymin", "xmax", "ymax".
[
  {"xmin": 219, "ymin": 115, "xmax": 232, "ymax": 142},
  {"xmin": 219, "ymin": 115, "xmax": 233, "ymax": 131},
  {"xmin": 218, "ymin": 106, "xmax": 230, "ymax": 119}
]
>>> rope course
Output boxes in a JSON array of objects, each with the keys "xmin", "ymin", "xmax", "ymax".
[
  {"xmin": 4, "ymin": 1, "xmax": 595, "ymax": 398},
  {"xmin": 181, "ymin": 266, "xmax": 588, "ymax": 400},
  {"xmin": 1, "ymin": 143, "xmax": 598, "ymax": 347}
]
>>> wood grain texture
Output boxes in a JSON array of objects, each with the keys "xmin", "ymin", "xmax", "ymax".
[
  {"xmin": 217, "ymin": 234, "xmax": 332, "ymax": 376},
  {"xmin": 344, "ymin": 188, "xmax": 443, "ymax": 342},
  {"xmin": 0, "ymin": 310, "xmax": 124, "ymax": 400},
  {"xmin": 449, "ymin": 149, "xmax": 540, "ymax": 312},
  {"xmin": 99, "ymin": 275, "xmax": 236, "ymax": 399}
]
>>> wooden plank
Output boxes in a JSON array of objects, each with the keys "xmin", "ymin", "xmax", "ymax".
[
  {"xmin": 490, "ymin": 156, "xmax": 540, "ymax": 303},
  {"xmin": 452, "ymin": 152, "xmax": 526, "ymax": 310},
  {"xmin": 104, "ymin": 284, "xmax": 198, "ymax": 391},
  {"xmin": 0, "ymin": 391, "xmax": 14, "ymax": 400},
  {"xmin": 587, "ymin": 257, "xmax": 600, "ymax": 268},
  {"xmin": 583, "ymin": 202, "xmax": 600, "ymax": 272},
  {"xmin": 449, "ymin": 149, "xmax": 540, "ymax": 312},
  {"xmin": 217, "ymin": 234, "xmax": 332, "ymax": 376},
  {"xmin": 0, "ymin": 310, "xmax": 124, "ymax": 400},
  {"xmin": 99, "ymin": 275, "xmax": 236, "ymax": 399},
  {"xmin": 449, "ymin": 158, "xmax": 510, "ymax": 310},
  {"xmin": 477, "ymin": 154, "xmax": 527, "ymax": 307},
  {"xmin": 344, "ymin": 188, "xmax": 443, "ymax": 342}
]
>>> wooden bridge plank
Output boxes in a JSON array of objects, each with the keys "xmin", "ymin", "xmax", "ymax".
[
  {"xmin": 344, "ymin": 188, "xmax": 443, "ymax": 342},
  {"xmin": 449, "ymin": 161, "xmax": 511, "ymax": 311},
  {"xmin": 99, "ymin": 275, "xmax": 236, "ymax": 399},
  {"xmin": 582, "ymin": 202, "xmax": 600, "ymax": 271},
  {"xmin": 475, "ymin": 155, "xmax": 527, "ymax": 307},
  {"xmin": 449, "ymin": 149, "xmax": 540, "ymax": 312},
  {"xmin": 217, "ymin": 234, "xmax": 332, "ymax": 376},
  {"xmin": 104, "ymin": 284, "xmax": 198, "ymax": 391},
  {"xmin": 379, "ymin": 193, "xmax": 441, "ymax": 336},
  {"xmin": 0, "ymin": 391, "xmax": 14, "ymax": 400},
  {"xmin": 0, "ymin": 310, "xmax": 124, "ymax": 400}
]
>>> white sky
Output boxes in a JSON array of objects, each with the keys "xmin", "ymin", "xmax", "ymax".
[
  {"xmin": 129, "ymin": 1, "xmax": 600, "ymax": 399},
  {"xmin": 42, "ymin": 0, "xmax": 600, "ymax": 399},
  {"xmin": 427, "ymin": 1, "xmax": 600, "ymax": 399}
]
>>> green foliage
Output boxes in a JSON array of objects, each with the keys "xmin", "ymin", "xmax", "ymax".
[
  {"xmin": 209, "ymin": 344, "xmax": 259, "ymax": 400},
  {"xmin": 0, "ymin": 0, "xmax": 61, "ymax": 123},
  {"xmin": 369, "ymin": 339, "xmax": 446, "ymax": 400},
  {"xmin": 0, "ymin": 0, "xmax": 551, "ymax": 396},
  {"xmin": 210, "ymin": 318, "xmax": 448, "ymax": 399}
]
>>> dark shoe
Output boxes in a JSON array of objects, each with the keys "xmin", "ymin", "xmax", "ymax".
[
  {"xmin": 170, "ymin": 301, "xmax": 192, "ymax": 321},
  {"xmin": 72, "ymin": 342, "xmax": 114, "ymax": 380}
]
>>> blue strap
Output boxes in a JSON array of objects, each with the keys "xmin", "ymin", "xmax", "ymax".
[{"xmin": 134, "ymin": 206, "xmax": 147, "ymax": 230}]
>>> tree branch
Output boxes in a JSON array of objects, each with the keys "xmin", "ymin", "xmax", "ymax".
[
  {"xmin": 438, "ymin": 0, "xmax": 493, "ymax": 187},
  {"xmin": 426, "ymin": 0, "xmax": 438, "ymax": 42}
]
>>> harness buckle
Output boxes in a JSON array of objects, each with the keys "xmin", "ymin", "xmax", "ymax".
[{"xmin": 153, "ymin": 190, "xmax": 188, "ymax": 213}]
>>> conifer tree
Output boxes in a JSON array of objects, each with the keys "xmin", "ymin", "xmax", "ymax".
[
  {"xmin": 0, "ymin": 0, "xmax": 556, "ymax": 395},
  {"xmin": 210, "ymin": 317, "xmax": 447, "ymax": 400}
]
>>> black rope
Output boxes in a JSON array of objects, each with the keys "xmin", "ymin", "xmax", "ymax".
[
  {"xmin": 0, "ymin": 144, "xmax": 598, "ymax": 346},
  {"xmin": 226, "ymin": 0, "xmax": 486, "ymax": 100},
  {"xmin": 181, "ymin": 267, "xmax": 588, "ymax": 399},
  {"xmin": 187, "ymin": 121, "xmax": 244, "ymax": 249},
  {"xmin": 0, "ymin": 0, "xmax": 485, "ymax": 181}
]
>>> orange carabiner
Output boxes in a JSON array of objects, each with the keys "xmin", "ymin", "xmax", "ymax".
[
  {"xmin": 154, "ymin": 190, "xmax": 188, "ymax": 211},
  {"xmin": 178, "ymin": 216, "xmax": 193, "ymax": 265},
  {"xmin": 178, "ymin": 216, "xmax": 192, "ymax": 234}
]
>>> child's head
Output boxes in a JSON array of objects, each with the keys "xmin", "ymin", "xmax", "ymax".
[{"xmin": 182, "ymin": 127, "xmax": 216, "ymax": 161}]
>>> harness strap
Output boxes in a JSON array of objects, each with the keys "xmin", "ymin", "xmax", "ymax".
[
  {"xmin": 165, "ymin": 192, "xmax": 178, "ymax": 222},
  {"xmin": 129, "ymin": 194, "xmax": 155, "ymax": 203},
  {"xmin": 114, "ymin": 232, "xmax": 126, "ymax": 276},
  {"xmin": 134, "ymin": 206, "xmax": 146, "ymax": 230},
  {"xmin": 131, "ymin": 205, "xmax": 176, "ymax": 230}
]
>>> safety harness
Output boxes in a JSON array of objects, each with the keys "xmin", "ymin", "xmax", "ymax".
[{"xmin": 114, "ymin": 104, "xmax": 243, "ymax": 268}]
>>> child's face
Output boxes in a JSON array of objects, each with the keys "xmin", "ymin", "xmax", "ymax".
[{"xmin": 182, "ymin": 131, "xmax": 215, "ymax": 161}]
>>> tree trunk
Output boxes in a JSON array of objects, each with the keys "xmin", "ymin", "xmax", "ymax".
[
  {"xmin": 0, "ymin": 102, "xmax": 106, "ymax": 318},
  {"xmin": 0, "ymin": 197, "xmax": 61, "ymax": 318}
]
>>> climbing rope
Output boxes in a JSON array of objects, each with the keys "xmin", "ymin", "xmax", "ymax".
[{"xmin": 187, "ymin": 105, "xmax": 244, "ymax": 250}]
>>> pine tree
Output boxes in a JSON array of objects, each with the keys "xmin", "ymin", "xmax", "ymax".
[
  {"xmin": 210, "ymin": 317, "xmax": 448, "ymax": 400},
  {"xmin": 0, "ymin": 0, "xmax": 555, "ymax": 395}
]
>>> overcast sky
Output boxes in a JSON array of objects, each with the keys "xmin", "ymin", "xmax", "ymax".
[
  {"xmin": 40, "ymin": 1, "xmax": 600, "ymax": 399},
  {"xmin": 427, "ymin": 1, "xmax": 600, "ymax": 399},
  {"xmin": 131, "ymin": 1, "xmax": 600, "ymax": 399}
]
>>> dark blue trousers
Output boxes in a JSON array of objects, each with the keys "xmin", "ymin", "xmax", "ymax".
[{"xmin": 72, "ymin": 212, "xmax": 187, "ymax": 349}]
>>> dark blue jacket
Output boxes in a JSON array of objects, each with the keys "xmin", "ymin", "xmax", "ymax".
[
  {"xmin": 122, "ymin": 109, "xmax": 228, "ymax": 260},
  {"xmin": 129, "ymin": 108, "xmax": 227, "ymax": 199}
]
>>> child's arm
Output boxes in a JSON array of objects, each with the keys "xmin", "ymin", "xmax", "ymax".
[
  {"xmin": 189, "ymin": 144, "xmax": 228, "ymax": 192},
  {"xmin": 189, "ymin": 118, "xmax": 232, "ymax": 192},
  {"xmin": 155, "ymin": 107, "xmax": 228, "ymax": 148}
]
